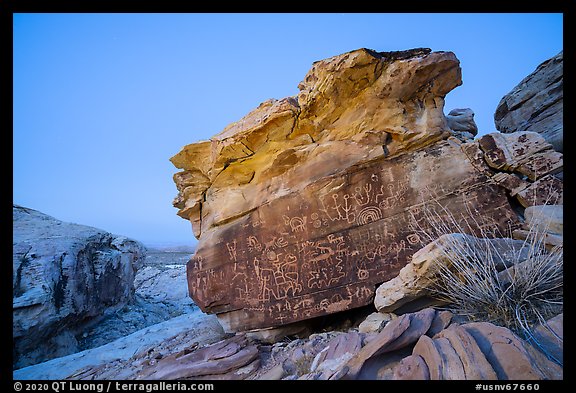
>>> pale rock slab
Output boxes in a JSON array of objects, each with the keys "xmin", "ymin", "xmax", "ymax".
[
  {"xmin": 495, "ymin": 51, "xmax": 563, "ymax": 152},
  {"xmin": 13, "ymin": 205, "xmax": 146, "ymax": 369}
]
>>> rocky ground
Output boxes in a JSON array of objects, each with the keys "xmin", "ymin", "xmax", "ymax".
[
  {"xmin": 77, "ymin": 249, "xmax": 197, "ymax": 351},
  {"xmin": 15, "ymin": 305, "xmax": 563, "ymax": 381},
  {"xmin": 14, "ymin": 248, "xmax": 228, "ymax": 380}
]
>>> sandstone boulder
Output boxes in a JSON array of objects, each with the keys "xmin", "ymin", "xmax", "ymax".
[
  {"xmin": 309, "ymin": 331, "xmax": 364, "ymax": 379},
  {"xmin": 171, "ymin": 47, "xmax": 562, "ymax": 334},
  {"xmin": 342, "ymin": 308, "xmax": 436, "ymax": 379},
  {"xmin": 495, "ymin": 51, "xmax": 563, "ymax": 152},
  {"xmin": 393, "ymin": 354, "xmax": 430, "ymax": 380},
  {"xmin": 512, "ymin": 204, "xmax": 563, "ymax": 251},
  {"xmin": 463, "ymin": 322, "xmax": 562, "ymax": 380},
  {"xmin": 476, "ymin": 132, "xmax": 563, "ymax": 209},
  {"xmin": 478, "ymin": 131, "xmax": 555, "ymax": 172},
  {"xmin": 433, "ymin": 325, "xmax": 498, "ymax": 380},
  {"xmin": 171, "ymin": 48, "xmax": 461, "ymax": 239},
  {"xmin": 398, "ymin": 320, "xmax": 562, "ymax": 380},
  {"xmin": 374, "ymin": 234, "xmax": 529, "ymax": 313},
  {"xmin": 426, "ymin": 310, "xmax": 453, "ymax": 337},
  {"xmin": 13, "ymin": 205, "xmax": 146, "ymax": 369},
  {"xmin": 180, "ymin": 135, "xmax": 519, "ymax": 332}
]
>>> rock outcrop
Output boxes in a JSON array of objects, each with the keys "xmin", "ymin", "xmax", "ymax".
[
  {"xmin": 477, "ymin": 131, "xmax": 563, "ymax": 207},
  {"xmin": 13, "ymin": 205, "xmax": 146, "ymax": 369},
  {"xmin": 494, "ymin": 51, "xmax": 563, "ymax": 152},
  {"xmin": 446, "ymin": 108, "xmax": 478, "ymax": 140},
  {"xmin": 171, "ymin": 47, "xmax": 563, "ymax": 334}
]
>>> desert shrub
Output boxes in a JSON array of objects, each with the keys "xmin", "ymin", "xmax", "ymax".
[{"xmin": 409, "ymin": 201, "xmax": 563, "ymax": 364}]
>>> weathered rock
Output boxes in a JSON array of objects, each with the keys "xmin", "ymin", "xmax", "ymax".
[
  {"xmin": 524, "ymin": 205, "xmax": 563, "ymax": 235},
  {"xmin": 310, "ymin": 331, "xmax": 363, "ymax": 379},
  {"xmin": 392, "ymin": 354, "xmax": 430, "ymax": 380},
  {"xmin": 514, "ymin": 150, "xmax": 563, "ymax": 181},
  {"xmin": 490, "ymin": 172, "xmax": 530, "ymax": 196},
  {"xmin": 358, "ymin": 312, "xmax": 397, "ymax": 333},
  {"xmin": 246, "ymin": 321, "xmax": 310, "ymax": 343},
  {"xmin": 515, "ymin": 174, "xmax": 563, "ymax": 207},
  {"xmin": 495, "ymin": 51, "xmax": 563, "ymax": 152},
  {"xmin": 434, "ymin": 325, "xmax": 498, "ymax": 379},
  {"xmin": 137, "ymin": 334, "xmax": 259, "ymax": 380},
  {"xmin": 512, "ymin": 230, "xmax": 563, "ymax": 252},
  {"xmin": 172, "ymin": 48, "xmax": 460, "ymax": 238},
  {"xmin": 478, "ymin": 131, "xmax": 554, "ymax": 172},
  {"xmin": 12, "ymin": 205, "xmax": 146, "ymax": 369},
  {"xmin": 342, "ymin": 312, "xmax": 411, "ymax": 379},
  {"xmin": 385, "ymin": 308, "xmax": 436, "ymax": 352},
  {"xmin": 374, "ymin": 234, "xmax": 529, "ymax": 313},
  {"xmin": 512, "ymin": 204, "xmax": 563, "ymax": 253},
  {"xmin": 463, "ymin": 322, "xmax": 561, "ymax": 380},
  {"xmin": 342, "ymin": 308, "xmax": 436, "ymax": 379},
  {"xmin": 184, "ymin": 137, "xmax": 519, "ymax": 332},
  {"xmin": 411, "ymin": 335, "xmax": 444, "ymax": 380},
  {"xmin": 530, "ymin": 313, "xmax": 563, "ymax": 365},
  {"xmin": 426, "ymin": 310, "xmax": 453, "ymax": 337},
  {"xmin": 476, "ymin": 131, "xmax": 563, "ymax": 208},
  {"xmin": 433, "ymin": 337, "xmax": 467, "ymax": 379},
  {"xmin": 13, "ymin": 311, "xmax": 226, "ymax": 380},
  {"xmin": 257, "ymin": 364, "xmax": 285, "ymax": 380},
  {"xmin": 134, "ymin": 265, "xmax": 193, "ymax": 311},
  {"xmin": 446, "ymin": 108, "xmax": 478, "ymax": 137},
  {"xmin": 76, "ymin": 257, "xmax": 197, "ymax": 352}
]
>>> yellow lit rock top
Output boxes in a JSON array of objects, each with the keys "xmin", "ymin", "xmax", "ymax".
[{"xmin": 171, "ymin": 48, "xmax": 462, "ymax": 238}]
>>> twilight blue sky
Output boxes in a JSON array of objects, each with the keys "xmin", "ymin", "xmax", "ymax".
[{"xmin": 13, "ymin": 13, "xmax": 563, "ymax": 247}]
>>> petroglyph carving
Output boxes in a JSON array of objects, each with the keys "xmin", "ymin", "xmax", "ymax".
[
  {"xmin": 356, "ymin": 205, "xmax": 383, "ymax": 225},
  {"xmin": 406, "ymin": 233, "xmax": 422, "ymax": 246},
  {"xmin": 283, "ymin": 215, "xmax": 308, "ymax": 232},
  {"xmin": 275, "ymin": 236, "xmax": 288, "ymax": 248},
  {"xmin": 226, "ymin": 240, "xmax": 238, "ymax": 262},
  {"xmin": 352, "ymin": 183, "xmax": 372, "ymax": 206},
  {"xmin": 305, "ymin": 242, "xmax": 345, "ymax": 290},
  {"xmin": 327, "ymin": 234, "xmax": 344, "ymax": 244},
  {"xmin": 182, "ymin": 136, "xmax": 521, "ymax": 332},
  {"xmin": 252, "ymin": 250, "xmax": 303, "ymax": 302},
  {"xmin": 319, "ymin": 193, "xmax": 357, "ymax": 223},
  {"xmin": 189, "ymin": 255, "xmax": 204, "ymax": 271},
  {"xmin": 247, "ymin": 236, "xmax": 262, "ymax": 252}
]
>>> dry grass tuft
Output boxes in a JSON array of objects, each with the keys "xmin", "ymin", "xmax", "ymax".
[{"xmin": 408, "ymin": 201, "xmax": 563, "ymax": 365}]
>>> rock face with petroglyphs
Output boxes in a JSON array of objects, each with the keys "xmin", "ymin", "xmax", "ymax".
[{"xmin": 170, "ymin": 48, "xmax": 561, "ymax": 333}]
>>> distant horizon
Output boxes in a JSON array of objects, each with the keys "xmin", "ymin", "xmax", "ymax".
[
  {"xmin": 13, "ymin": 13, "xmax": 563, "ymax": 246},
  {"xmin": 13, "ymin": 202, "xmax": 195, "ymax": 249}
]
